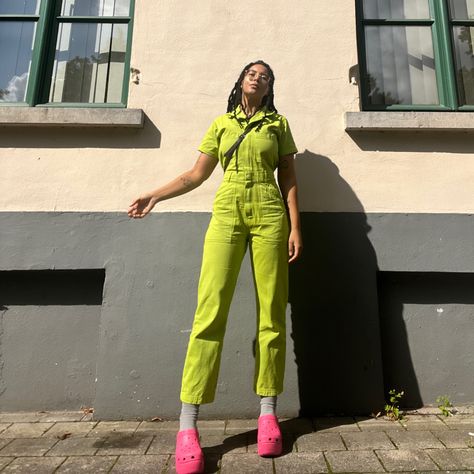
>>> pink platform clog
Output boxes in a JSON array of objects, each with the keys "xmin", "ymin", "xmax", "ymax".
[
  {"xmin": 175, "ymin": 428, "xmax": 204, "ymax": 474},
  {"xmin": 257, "ymin": 414, "xmax": 283, "ymax": 457}
]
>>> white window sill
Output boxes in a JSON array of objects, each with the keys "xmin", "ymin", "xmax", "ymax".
[
  {"xmin": 0, "ymin": 107, "xmax": 144, "ymax": 128},
  {"xmin": 345, "ymin": 111, "xmax": 474, "ymax": 132}
]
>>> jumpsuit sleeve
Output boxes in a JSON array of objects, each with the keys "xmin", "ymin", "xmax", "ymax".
[
  {"xmin": 198, "ymin": 119, "xmax": 220, "ymax": 160},
  {"xmin": 278, "ymin": 116, "xmax": 298, "ymax": 157}
]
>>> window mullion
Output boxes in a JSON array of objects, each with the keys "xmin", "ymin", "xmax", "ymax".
[
  {"xmin": 121, "ymin": 0, "xmax": 135, "ymax": 106},
  {"xmin": 430, "ymin": 0, "xmax": 458, "ymax": 109},
  {"xmin": 26, "ymin": 0, "xmax": 57, "ymax": 106}
]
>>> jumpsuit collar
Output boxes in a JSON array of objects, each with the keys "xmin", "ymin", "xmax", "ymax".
[{"xmin": 233, "ymin": 105, "xmax": 271, "ymax": 128}]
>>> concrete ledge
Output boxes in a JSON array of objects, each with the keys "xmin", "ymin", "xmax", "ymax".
[
  {"xmin": 0, "ymin": 107, "xmax": 144, "ymax": 128},
  {"xmin": 345, "ymin": 111, "xmax": 474, "ymax": 132}
]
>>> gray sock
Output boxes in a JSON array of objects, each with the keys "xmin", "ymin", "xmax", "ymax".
[
  {"xmin": 260, "ymin": 396, "xmax": 277, "ymax": 416},
  {"xmin": 179, "ymin": 402, "xmax": 200, "ymax": 431}
]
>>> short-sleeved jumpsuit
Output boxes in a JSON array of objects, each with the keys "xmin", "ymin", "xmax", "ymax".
[{"xmin": 180, "ymin": 105, "xmax": 298, "ymax": 405}]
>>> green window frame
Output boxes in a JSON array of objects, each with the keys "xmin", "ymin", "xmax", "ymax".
[
  {"xmin": 0, "ymin": 0, "xmax": 135, "ymax": 108},
  {"xmin": 356, "ymin": 0, "xmax": 474, "ymax": 111}
]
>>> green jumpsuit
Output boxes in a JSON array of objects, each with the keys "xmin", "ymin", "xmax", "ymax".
[{"xmin": 180, "ymin": 105, "xmax": 298, "ymax": 405}]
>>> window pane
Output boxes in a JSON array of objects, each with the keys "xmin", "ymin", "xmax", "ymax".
[
  {"xmin": 363, "ymin": 0, "xmax": 430, "ymax": 19},
  {"xmin": 450, "ymin": 0, "xmax": 474, "ymax": 19},
  {"xmin": 0, "ymin": 21, "xmax": 36, "ymax": 102},
  {"xmin": 60, "ymin": 0, "xmax": 130, "ymax": 16},
  {"xmin": 365, "ymin": 26, "xmax": 438, "ymax": 105},
  {"xmin": 452, "ymin": 26, "xmax": 474, "ymax": 105},
  {"xmin": 0, "ymin": 0, "xmax": 39, "ymax": 15},
  {"xmin": 49, "ymin": 22, "xmax": 127, "ymax": 103}
]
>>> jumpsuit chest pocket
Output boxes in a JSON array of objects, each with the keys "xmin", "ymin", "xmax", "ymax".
[{"xmin": 251, "ymin": 132, "xmax": 278, "ymax": 165}]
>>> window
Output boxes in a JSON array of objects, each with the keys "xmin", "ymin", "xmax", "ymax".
[
  {"xmin": 0, "ymin": 0, "xmax": 134, "ymax": 107},
  {"xmin": 357, "ymin": 0, "xmax": 474, "ymax": 110}
]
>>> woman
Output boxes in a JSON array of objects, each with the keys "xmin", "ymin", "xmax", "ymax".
[{"xmin": 128, "ymin": 60, "xmax": 302, "ymax": 474}]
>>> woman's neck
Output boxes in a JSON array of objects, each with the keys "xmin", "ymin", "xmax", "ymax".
[{"xmin": 241, "ymin": 96, "xmax": 262, "ymax": 118}]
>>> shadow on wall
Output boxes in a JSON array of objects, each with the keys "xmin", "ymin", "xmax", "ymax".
[
  {"xmin": 0, "ymin": 113, "xmax": 161, "ymax": 149},
  {"xmin": 289, "ymin": 150, "xmax": 386, "ymax": 416}
]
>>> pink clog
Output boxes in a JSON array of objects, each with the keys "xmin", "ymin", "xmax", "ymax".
[
  {"xmin": 257, "ymin": 414, "xmax": 283, "ymax": 457},
  {"xmin": 175, "ymin": 429, "xmax": 204, "ymax": 474}
]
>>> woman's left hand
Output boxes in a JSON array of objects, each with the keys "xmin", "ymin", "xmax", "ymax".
[{"xmin": 288, "ymin": 228, "xmax": 303, "ymax": 263}]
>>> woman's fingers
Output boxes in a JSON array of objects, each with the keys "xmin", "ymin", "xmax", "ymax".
[{"xmin": 288, "ymin": 239, "xmax": 302, "ymax": 263}]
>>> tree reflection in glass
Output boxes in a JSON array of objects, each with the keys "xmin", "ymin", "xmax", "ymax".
[
  {"xmin": 365, "ymin": 26, "xmax": 438, "ymax": 106},
  {"xmin": 49, "ymin": 22, "xmax": 127, "ymax": 103},
  {"xmin": 0, "ymin": 22, "xmax": 36, "ymax": 102}
]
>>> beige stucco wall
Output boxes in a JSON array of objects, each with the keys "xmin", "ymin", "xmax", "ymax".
[{"xmin": 1, "ymin": 0, "xmax": 474, "ymax": 213}]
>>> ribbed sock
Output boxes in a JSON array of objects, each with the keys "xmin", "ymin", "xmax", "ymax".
[
  {"xmin": 260, "ymin": 396, "xmax": 277, "ymax": 416},
  {"xmin": 179, "ymin": 402, "xmax": 200, "ymax": 431}
]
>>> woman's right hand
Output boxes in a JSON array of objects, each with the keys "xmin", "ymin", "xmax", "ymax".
[{"xmin": 128, "ymin": 194, "xmax": 157, "ymax": 218}]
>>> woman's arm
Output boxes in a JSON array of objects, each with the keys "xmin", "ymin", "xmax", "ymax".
[
  {"xmin": 128, "ymin": 152, "xmax": 218, "ymax": 218},
  {"xmin": 277, "ymin": 154, "xmax": 303, "ymax": 263}
]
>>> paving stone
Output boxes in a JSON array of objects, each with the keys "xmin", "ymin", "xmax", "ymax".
[
  {"xmin": 342, "ymin": 431, "xmax": 396, "ymax": 450},
  {"xmin": 196, "ymin": 420, "xmax": 226, "ymax": 433},
  {"xmin": 200, "ymin": 433, "xmax": 247, "ymax": 454},
  {"xmin": 220, "ymin": 453, "xmax": 274, "ymax": 473},
  {"xmin": 400, "ymin": 415, "xmax": 449, "ymax": 431},
  {"xmin": 355, "ymin": 416, "xmax": 405, "ymax": 431},
  {"xmin": 0, "ymin": 439, "xmax": 13, "ymax": 451},
  {"xmin": 146, "ymin": 432, "xmax": 176, "ymax": 454},
  {"xmin": 325, "ymin": 450, "xmax": 384, "ymax": 472},
  {"xmin": 427, "ymin": 448, "xmax": 474, "ymax": 470},
  {"xmin": 274, "ymin": 452, "xmax": 328, "ymax": 473},
  {"xmin": 96, "ymin": 434, "xmax": 153, "ymax": 455},
  {"xmin": 279, "ymin": 417, "xmax": 314, "ymax": 435},
  {"xmin": 225, "ymin": 419, "xmax": 257, "ymax": 434},
  {"xmin": 418, "ymin": 472, "xmax": 472, "ymax": 474},
  {"xmin": 443, "ymin": 416, "xmax": 474, "ymax": 430},
  {"xmin": 296, "ymin": 432, "xmax": 345, "ymax": 452},
  {"xmin": 0, "ymin": 457, "xmax": 14, "ymax": 470},
  {"xmin": 0, "ymin": 438, "xmax": 58, "ymax": 456},
  {"xmin": 42, "ymin": 421, "xmax": 97, "ymax": 438},
  {"xmin": 137, "ymin": 420, "xmax": 179, "ymax": 432},
  {"xmin": 56, "ymin": 455, "xmax": 117, "ymax": 473},
  {"xmin": 0, "ymin": 422, "xmax": 54, "ymax": 438},
  {"xmin": 1, "ymin": 456, "xmax": 65, "ymax": 473},
  {"xmin": 376, "ymin": 449, "xmax": 439, "ymax": 471},
  {"xmin": 39, "ymin": 411, "xmax": 85, "ymax": 423},
  {"xmin": 432, "ymin": 429, "xmax": 474, "ymax": 448},
  {"xmin": 87, "ymin": 421, "xmax": 140, "ymax": 436},
  {"xmin": 0, "ymin": 412, "xmax": 47, "ymax": 423},
  {"xmin": 46, "ymin": 437, "xmax": 104, "ymax": 456},
  {"xmin": 110, "ymin": 454, "xmax": 169, "ymax": 473},
  {"xmin": 0, "ymin": 424, "xmax": 11, "ymax": 435},
  {"xmin": 387, "ymin": 430, "xmax": 446, "ymax": 449},
  {"xmin": 313, "ymin": 417, "xmax": 359, "ymax": 432}
]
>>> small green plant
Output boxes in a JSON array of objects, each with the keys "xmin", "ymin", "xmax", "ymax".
[
  {"xmin": 436, "ymin": 395, "xmax": 453, "ymax": 417},
  {"xmin": 385, "ymin": 389, "xmax": 404, "ymax": 421}
]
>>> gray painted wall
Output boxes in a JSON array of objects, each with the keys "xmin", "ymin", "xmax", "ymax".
[{"xmin": 0, "ymin": 212, "xmax": 473, "ymax": 419}]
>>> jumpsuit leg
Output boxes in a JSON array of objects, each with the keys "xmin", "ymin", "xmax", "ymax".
[
  {"xmin": 180, "ymin": 211, "xmax": 247, "ymax": 405},
  {"xmin": 249, "ymin": 188, "xmax": 289, "ymax": 397}
]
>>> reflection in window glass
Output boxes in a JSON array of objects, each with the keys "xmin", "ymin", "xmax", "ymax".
[
  {"xmin": 365, "ymin": 26, "xmax": 438, "ymax": 105},
  {"xmin": 49, "ymin": 22, "xmax": 127, "ymax": 103},
  {"xmin": 450, "ymin": 0, "xmax": 474, "ymax": 19},
  {"xmin": 0, "ymin": 0, "xmax": 39, "ymax": 15},
  {"xmin": 363, "ymin": 0, "xmax": 430, "ymax": 19},
  {"xmin": 61, "ymin": 0, "xmax": 130, "ymax": 16},
  {"xmin": 0, "ymin": 22, "xmax": 36, "ymax": 102},
  {"xmin": 452, "ymin": 26, "xmax": 474, "ymax": 105}
]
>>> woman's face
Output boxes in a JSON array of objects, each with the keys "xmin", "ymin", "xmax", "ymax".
[{"xmin": 241, "ymin": 63, "xmax": 270, "ymax": 103}]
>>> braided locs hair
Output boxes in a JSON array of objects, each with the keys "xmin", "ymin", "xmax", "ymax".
[{"xmin": 226, "ymin": 60, "xmax": 277, "ymax": 114}]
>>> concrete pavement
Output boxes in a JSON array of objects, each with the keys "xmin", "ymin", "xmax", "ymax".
[{"xmin": 0, "ymin": 410, "xmax": 473, "ymax": 472}]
